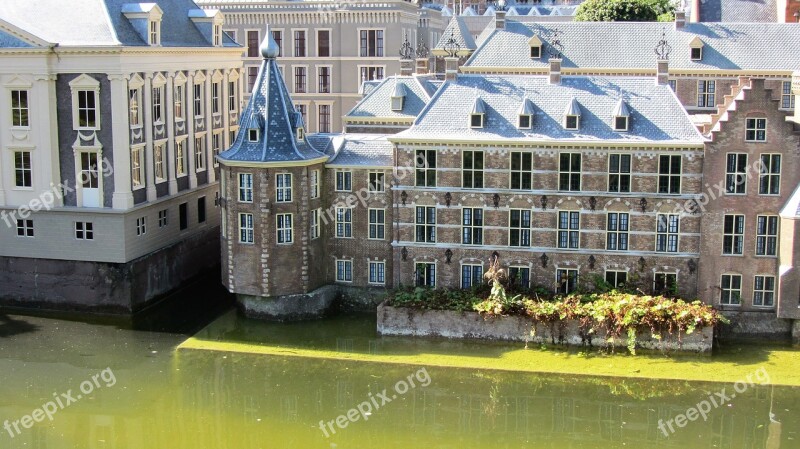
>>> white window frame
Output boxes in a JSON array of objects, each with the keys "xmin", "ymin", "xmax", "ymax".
[
  {"xmin": 697, "ymin": 80, "xmax": 715, "ymax": 108},
  {"xmin": 149, "ymin": 19, "xmax": 161, "ymax": 46},
  {"xmin": 461, "ymin": 207, "xmax": 484, "ymax": 245},
  {"xmin": 335, "ymin": 170, "xmax": 352, "ymax": 192},
  {"xmin": 194, "ymin": 135, "xmax": 206, "ymax": 172},
  {"xmin": 759, "ymin": 153, "xmax": 781, "ymax": 195},
  {"xmin": 781, "ymin": 81, "xmax": 795, "ymax": 110},
  {"xmin": 461, "ymin": 263, "xmax": 484, "ymax": 289},
  {"xmin": 509, "ymin": 209, "xmax": 531, "ymax": 247},
  {"xmin": 753, "ymin": 275, "xmax": 775, "ymax": 308},
  {"xmin": 317, "ymin": 103, "xmax": 332, "ymax": 133},
  {"xmin": 193, "ymin": 82, "xmax": 204, "ymax": 119},
  {"xmin": 336, "ymin": 259, "xmax": 353, "ymax": 283},
  {"xmin": 154, "ymin": 142, "xmax": 166, "ymax": 182},
  {"xmin": 745, "ymin": 117, "xmax": 767, "ymax": 142},
  {"xmin": 136, "ymin": 216, "xmax": 147, "ymax": 236},
  {"xmin": 368, "ymin": 208, "xmax": 385, "ymax": 240},
  {"xmin": 415, "ymin": 149, "xmax": 436, "ymax": 187},
  {"xmin": 368, "ymin": 171, "xmax": 385, "ymax": 192},
  {"xmin": 70, "ymin": 75, "xmax": 101, "ymax": 131},
  {"xmin": 720, "ymin": 274, "xmax": 742, "ymax": 306},
  {"xmin": 755, "ymin": 215, "xmax": 778, "ymax": 257},
  {"xmin": 292, "ymin": 28, "xmax": 308, "ymax": 58},
  {"xmin": 462, "ymin": 150, "xmax": 484, "ymax": 189},
  {"xmin": 605, "ymin": 270, "xmax": 628, "ymax": 289},
  {"xmin": 239, "ymin": 213, "xmax": 254, "ymax": 244},
  {"xmin": 510, "ymin": 151, "xmax": 532, "ymax": 190},
  {"xmin": 415, "ymin": 206, "xmax": 436, "ymax": 243},
  {"xmin": 654, "ymin": 272, "xmax": 677, "ymax": 295},
  {"xmin": 558, "ymin": 152, "xmax": 581, "ymax": 192},
  {"xmin": 557, "ymin": 210, "xmax": 580, "ymax": 250},
  {"xmin": 158, "ymin": 209, "xmax": 168, "ymax": 228},
  {"xmin": 608, "ymin": 153, "xmax": 631, "ymax": 193},
  {"xmin": 415, "ymin": 262, "xmax": 436, "ymax": 287},
  {"xmin": 276, "ymin": 173, "xmax": 292, "ymax": 203},
  {"xmin": 368, "ymin": 261, "xmax": 386, "ymax": 285},
  {"xmin": 556, "ymin": 268, "xmax": 578, "ymax": 295},
  {"xmin": 722, "ymin": 214, "xmax": 745, "ymax": 255},
  {"xmin": 13, "ymin": 150, "xmax": 32, "ymax": 189},
  {"xmin": 175, "ymin": 139, "xmax": 187, "ymax": 177},
  {"xmin": 658, "ymin": 154, "xmax": 681, "ymax": 194},
  {"xmin": 128, "ymin": 87, "xmax": 142, "ymax": 128},
  {"xmin": 606, "ymin": 212, "xmax": 629, "ymax": 251},
  {"xmin": 310, "ymin": 208, "xmax": 320, "ymax": 239},
  {"xmin": 276, "ymin": 213, "xmax": 293, "ymax": 244},
  {"xmin": 358, "ymin": 28, "xmax": 385, "ymax": 57},
  {"xmin": 75, "ymin": 221, "xmax": 94, "ymax": 240},
  {"xmin": 336, "ymin": 207, "xmax": 353, "ymax": 238},
  {"xmin": 10, "ymin": 89, "xmax": 30, "ymax": 129},
  {"xmin": 16, "ymin": 219, "xmax": 33, "ymax": 238},
  {"xmin": 656, "ymin": 214, "xmax": 679, "ymax": 252},
  {"xmin": 508, "ymin": 266, "xmax": 531, "ymax": 287},
  {"xmin": 310, "ymin": 169, "xmax": 320, "ymax": 198},
  {"xmin": 317, "ymin": 65, "xmax": 332, "ymax": 94},
  {"xmin": 239, "ymin": 173, "xmax": 253, "ymax": 203},
  {"xmin": 725, "ymin": 153, "xmax": 747, "ymax": 194},
  {"xmin": 131, "ymin": 145, "xmax": 145, "ymax": 190}
]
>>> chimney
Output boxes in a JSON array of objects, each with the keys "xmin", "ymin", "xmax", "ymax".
[
  {"xmin": 496, "ymin": 10, "xmax": 506, "ymax": 30},
  {"xmin": 791, "ymin": 71, "xmax": 800, "ymax": 124},
  {"xmin": 675, "ymin": 10, "xmax": 686, "ymax": 28},
  {"xmin": 415, "ymin": 57, "xmax": 429, "ymax": 75},
  {"xmin": 400, "ymin": 58, "xmax": 413, "ymax": 76},
  {"xmin": 445, "ymin": 56, "xmax": 459, "ymax": 81},
  {"xmin": 656, "ymin": 59, "xmax": 669, "ymax": 85},
  {"xmin": 549, "ymin": 58, "xmax": 562, "ymax": 85}
]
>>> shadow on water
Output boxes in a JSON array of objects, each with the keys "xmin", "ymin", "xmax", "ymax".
[{"xmin": 0, "ymin": 313, "xmax": 38, "ymax": 338}]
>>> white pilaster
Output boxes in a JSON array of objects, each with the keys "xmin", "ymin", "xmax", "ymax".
[
  {"xmin": 108, "ymin": 73, "xmax": 134, "ymax": 209},
  {"xmin": 205, "ymin": 71, "xmax": 216, "ymax": 183},
  {"xmin": 166, "ymin": 73, "xmax": 178, "ymax": 195},
  {"xmin": 187, "ymin": 71, "xmax": 198, "ymax": 189},
  {"xmin": 143, "ymin": 73, "xmax": 157, "ymax": 201}
]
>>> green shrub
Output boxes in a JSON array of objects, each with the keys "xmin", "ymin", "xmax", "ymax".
[{"xmin": 574, "ymin": 0, "xmax": 675, "ymax": 22}]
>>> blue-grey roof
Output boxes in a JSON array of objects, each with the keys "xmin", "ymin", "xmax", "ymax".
[
  {"xmin": 326, "ymin": 135, "xmax": 394, "ymax": 168},
  {"xmin": 219, "ymin": 56, "xmax": 326, "ymax": 164},
  {"xmin": 0, "ymin": 28, "xmax": 33, "ymax": 48},
  {"xmin": 698, "ymin": 0, "xmax": 777, "ymax": 22},
  {"xmin": 0, "ymin": 0, "xmax": 238, "ymax": 47},
  {"xmin": 465, "ymin": 21, "xmax": 800, "ymax": 72},
  {"xmin": 393, "ymin": 75, "xmax": 704, "ymax": 145},
  {"xmin": 434, "ymin": 16, "xmax": 477, "ymax": 53},
  {"xmin": 346, "ymin": 76, "xmax": 436, "ymax": 120}
]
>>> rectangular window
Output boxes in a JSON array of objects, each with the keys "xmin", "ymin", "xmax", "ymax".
[
  {"xmin": 605, "ymin": 270, "xmax": 628, "ymax": 289},
  {"xmin": 656, "ymin": 214, "xmax": 679, "ymax": 252},
  {"xmin": 462, "ymin": 150, "xmax": 484, "ymax": 188},
  {"xmin": 310, "ymin": 208, "xmax": 320, "ymax": 239},
  {"xmin": 608, "ymin": 154, "xmax": 631, "ymax": 193},
  {"xmin": 359, "ymin": 29, "xmax": 384, "ymax": 57},
  {"xmin": 247, "ymin": 30, "xmax": 260, "ymax": 57},
  {"xmin": 136, "ymin": 217, "xmax": 146, "ymax": 236},
  {"xmin": 510, "ymin": 152, "xmax": 532, "ymax": 190},
  {"xmin": 212, "ymin": 133, "xmax": 221, "ymax": 167},
  {"xmin": 781, "ymin": 81, "xmax": 795, "ymax": 109},
  {"xmin": 415, "ymin": 263, "xmax": 435, "ymax": 287},
  {"xmin": 318, "ymin": 104, "xmax": 331, "ymax": 133},
  {"xmin": 16, "ymin": 219, "xmax": 33, "ymax": 237},
  {"xmin": 335, "ymin": 171, "xmax": 352, "ymax": 191},
  {"xmin": 175, "ymin": 140, "xmax": 186, "ymax": 178},
  {"xmin": 276, "ymin": 213, "xmax": 293, "ymax": 244},
  {"xmin": 462, "ymin": 208, "xmax": 483, "ymax": 245},
  {"xmin": 131, "ymin": 147, "xmax": 143, "ymax": 188},
  {"xmin": 606, "ymin": 212, "xmax": 629, "ymax": 251},
  {"xmin": 318, "ymin": 66, "xmax": 331, "ymax": 93},
  {"xmin": 745, "ymin": 118, "xmax": 767, "ymax": 142},
  {"xmin": 228, "ymin": 81, "xmax": 237, "ymax": 112},
  {"xmin": 294, "ymin": 30, "xmax": 306, "ymax": 57},
  {"xmin": 336, "ymin": 207, "xmax": 352, "ymax": 238},
  {"xmin": 195, "ymin": 136, "xmax": 206, "ymax": 171},
  {"xmin": 756, "ymin": 215, "xmax": 778, "ymax": 256},
  {"xmin": 154, "ymin": 143, "xmax": 166, "ymax": 182},
  {"xmin": 654, "ymin": 272, "xmax": 677, "ymax": 296},
  {"xmin": 368, "ymin": 172, "xmax": 385, "ymax": 192},
  {"xmin": 129, "ymin": 89, "xmax": 140, "ymax": 126},
  {"xmin": 369, "ymin": 209, "xmax": 385, "ymax": 240},
  {"xmin": 556, "ymin": 269, "xmax": 578, "ymax": 295},
  {"xmin": 668, "ymin": 79, "xmax": 677, "ymax": 92},
  {"xmin": 720, "ymin": 274, "xmax": 742, "ymax": 305},
  {"xmin": 239, "ymin": 213, "xmax": 254, "ymax": 244},
  {"xmin": 697, "ymin": 80, "xmax": 715, "ymax": 108},
  {"xmin": 318, "ymin": 30, "xmax": 330, "ymax": 57},
  {"xmin": 658, "ymin": 155, "xmax": 681, "ymax": 194},
  {"xmin": 558, "ymin": 211, "xmax": 580, "ymax": 249},
  {"xmin": 725, "ymin": 153, "xmax": 747, "ymax": 194},
  {"xmin": 336, "ymin": 259, "xmax": 353, "ymax": 282},
  {"xmin": 247, "ymin": 67, "xmax": 259, "ymax": 93},
  {"xmin": 11, "ymin": 90, "xmax": 29, "ymax": 127},
  {"xmin": 225, "ymin": 29, "xmax": 237, "ymax": 44},
  {"xmin": 211, "ymin": 82, "xmax": 220, "ymax": 115},
  {"xmin": 213, "ymin": 24, "xmax": 222, "ymax": 47},
  {"xmin": 559, "ymin": 153, "xmax": 581, "ymax": 191},
  {"xmin": 369, "ymin": 261, "xmax": 385, "ymax": 285},
  {"xmin": 276, "ymin": 173, "xmax": 292, "ymax": 202},
  {"xmin": 197, "ymin": 197, "xmax": 206, "ymax": 223},
  {"xmin": 239, "ymin": 173, "xmax": 253, "ymax": 202},
  {"xmin": 508, "ymin": 267, "xmax": 530, "ymax": 288},
  {"xmin": 461, "ymin": 264, "xmax": 484, "ymax": 289},
  {"xmin": 359, "ymin": 66, "xmax": 384, "ymax": 83},
  {"xmin": 179, "ymin": 203, "xmax": 188, "ymax": 230},
  {"xmin": 753, "ymin": 275, "xmax": 775, "ymax": 307},
  {"xmin": 415, "ymin": 149, "xmax": 436, "ymax": 187},
  {"xmin": 294, "ymin": 67, "xmax": 307, "ymax": 93},
  {"xmin": 152, "ymin": 86, "xmax": 164, "ymax": 123},
  {"xmin": 722, "ymin": 214, "xmax": 745, "ymax": 255},
  {"xmin": 77, "ymin": 90, "xmax": 98, "ymax": 129},
  {"xmin": 759, "ymin": 154, "xmax": 781, "ymax": 195},
  {"xmin": 174, "ymin": 85, "xmax": 184, "ymax": 121},
  {"xmin": 75, "ymin": 222, "xmax": 94, "ymax": 240},
  {"xmin": 310, "ymin": 169, "xmax": 320, "ymax": 198},
  {"xmin": 13, "ymin": 151, "xmax": 32, "ymax": 188},
  {"xmin": 193, "ymin": 84, "xmax": 203, "ymax": 118},
  {"xmin": 415, "ymin": 206, "xmax": 436, "ymax": 243},
  {"xmin": 509, "ymin": 209, "xmax": 531, "ymax": 247},
  {"xmin": 158, "ymin": 209, "xmax": 168, "ymax": 228}
]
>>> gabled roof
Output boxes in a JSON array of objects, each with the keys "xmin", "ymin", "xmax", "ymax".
[
  {"xmin": 698, "ymin": 0, "xmax": 778, "ymax": 22},
  {"xmin": 219, "ymin": 30, "xmax": 325, "ymax": 165},
  {"xmin": 345, "ymin": 75, "xmax": 436, "ymax": 121},
  {"xmin": 612, "ymin": 99, "xmax": 630, "ymax": 117},
  {"xmin": 433, "ymin": 16, "xmax": 476, "ymax": 55},
  {"xmin": 0, "ymin": 28, "xmax": 35, "ymax": 48},
  {"xmin": 465, "ymin": 21, "xmax": 800, "ymax": 73},
  {"xmin": 392, "ymin": 75, "xmax": 704, "ymax": 145},
  {"xmin": 564, "ymin": 97, "xmax": 581, "ymax": 117},
  {"xmin": 518, "ymin": 98, "xmax": 534, "ymax": 116},
  {"xmin": 0, "ymin": 0, "xmax": 239, "ymax": 47}
]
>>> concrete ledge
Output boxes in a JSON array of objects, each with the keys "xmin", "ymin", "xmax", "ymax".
[
  {"xmin": 238, "ymin": 285, "xmax": 338, "ymax": 321},
  {"xmin": 377, "ymin": 303, "xmax": 714, "ymax": 354}
]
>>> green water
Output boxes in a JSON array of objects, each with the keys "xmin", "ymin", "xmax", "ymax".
[{"xmin": 1, "ymin": 308, "xmax": 799, "ymax": 449}]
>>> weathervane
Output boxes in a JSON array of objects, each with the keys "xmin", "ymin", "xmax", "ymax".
[
  {"xmin": 399, "ymin": 34, "xmax": 414, "ymax": 60},
  {"xmin": 655, "ymin": 29, "xmax": 672, "ymax": 60},
  {"xmin": 547, "ymin": 28, "xmax": 564, "ymax": 59},
  {"xmin": 416, "ymin": 37, "xmax": 429, "ymax": 58},
  {"xmin": 495, "ymin": 0, "xmax": 507, "ymax": 11},
  {"xmin": 443, "ymin": 30, "xmax": 461, "ymax": 58}
]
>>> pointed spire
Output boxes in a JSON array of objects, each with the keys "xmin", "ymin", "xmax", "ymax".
[
  {"xmin": 518, "ymin": 98, "xmax": 535, "ymax": 116},
  {"xmin": 260, "ymin": 25, "xmax": 280, "ymax": 59},
  {"xmin": 564, "ymin": 97, "xmax": 581, "ymax": 116},
  {"xmin": 612, "ymin": 98, "xmax": 630, "ymax": 118}
]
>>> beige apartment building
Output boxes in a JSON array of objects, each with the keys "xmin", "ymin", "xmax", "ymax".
[{"xmin": 198, "ymin": 0, "xmax": 445, "ymax": 133}]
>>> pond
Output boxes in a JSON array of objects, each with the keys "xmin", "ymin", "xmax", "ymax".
[{"xmin": 1, "ymin": 289, "xmax": 798, "ymax": 449}]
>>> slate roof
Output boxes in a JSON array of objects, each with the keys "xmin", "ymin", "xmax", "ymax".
[
  {"xmin": 326, "ymin": 135, "xmax": 394, "ymax": 168},
  {"xmin": 465, "ymin": 21, "xmax": 800, "ymax": 72},
  {"xmin": 434, "ymin": 16, "xmax": 477, "ymax": 54},
  {"xmin": 0, "ymin": 28, "xmax": 33, "ymax": 48},
  {"xmin": 698, "ymin": 0, "xmax": 777, "ymax": 22},
  {"xmin": 0, "ymin": 0, "xmax": 238, "ymax": 47},
  {"xmin": 393, "ymin": 75, "xmax": 704, "ymax": 145},
  {"xmin": 218, "ymin": 35, "xmax": 326, "ymax": 164},
  {"xmin": 346, "ymin": 76, "xmax": 437, "ymax": 120}
]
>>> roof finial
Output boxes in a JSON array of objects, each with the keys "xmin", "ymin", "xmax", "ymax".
[
  {"xmin": 655, "ymin": 28, "xmax": 672, "ymax": 61},
  {"xmin": 399, "ymin": 33, "xmax": 414, "ymax": 60},
  {"xmin": 547, "ymin": 28, "xmax": 563, "ymax": 59},
  {"xmin": 260, "ymin": 25, "xmax": 280, "ymax": 59},
  {"xmin": 443, "ymin": 30, "xmax": 461, "ymax": 58}
]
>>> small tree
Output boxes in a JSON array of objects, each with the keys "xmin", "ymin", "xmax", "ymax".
[{"xmin": 574, "ymin": 0, "xmax": 675, "ymax": 22}]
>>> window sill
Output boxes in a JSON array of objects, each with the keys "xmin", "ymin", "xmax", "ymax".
[
  {"xmin": 75, "ymin": 127, "xmax": 101, "ymax": 132},
  {"xmin": 10, "ymin": 126, "xmax": 31, "ymax": 131},
  {"xmin": 130, "ymin": 124, "xmax": 143, "ymax": 130},
  {"xmin": 12, "ymin": 186, "xmax": 34, "ymax": 191}
]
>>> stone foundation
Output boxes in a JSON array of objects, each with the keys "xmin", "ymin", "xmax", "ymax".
[
  {"xmin": 0, "ymin": 227, "xmax": 220, "ymax": 316},
  {"xmin": 377, "ymin": 303, "xmax": 714, "ymax": 354},
  {"xmin": 237, "ymin": 285, "xmax": 389, "ymax": 320},
  {"xmin": 717, "ymin": 310, "xmax": 793, "ymax": 340}
]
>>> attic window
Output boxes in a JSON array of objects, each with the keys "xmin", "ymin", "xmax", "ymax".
[
  {"xmin": 614, "ymin": 116, "xmax": 629, "ymax": 131},
  {"xmin": 391, "ymin": 96, "xmax": 404, "ymax": 111},
  {"xmin": 518, "ymin": 114, "xmax": 532, "ymax": 129},
  {"xmin": 214, "ymin": 24, "xmax": 222, "ymax": 47},
  {"xmin": 296, "ymin": 127, "xmax": 305, "ymax": 141},
  {"xmin": 565, "ymin": 115, "xmax": 579, "ymax": 130},
  {"xmin": 612, "ymin": 99, "xmax": 630, "ymax": 132},
  {"xmin": 689, "ymin": 37, "xmax": 704, "ymax": 61},
  {"xmin": 248, "ymin": 128, "xmax": 259, "ymax": 142},
  {"xmin": 530, "ymin": 46, "xmax": 541, "ymax": 59},
  {"xmin": 563, "ymin": 98, "xmax": 581, "ymax": 130},
  {"xmin": 470, "ymin": 113, "xmax": 484, "ymax": 128},
  {"xmin": 149, "ymin": 20, "xmax": 161, "ymax": 46}
]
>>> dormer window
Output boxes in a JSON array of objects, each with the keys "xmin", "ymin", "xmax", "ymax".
[
  {"xmin": 470, "ymin": 113, "xmax": 484, "ymax": 128},
  {"xmin": 612, "ymin": 99, "xmax": 630, "ymax": 132},
  {"xmin": 214, "ymin": 24, "xmax": 222, "ymax": 47},
  {"xmin": 517, "ymin": 98, "xmax": 534, "ymax": 129},
  {"xmin": 391, "ymin": 96, "xmax": 404, "ymax": 111},
  {"xmin": 689, "ymin": 37, "xmax": 704, "ymax": 61},
  {"xmin": 528, "ymin": 35, "xmax": 543, "ymax": 59},
  {"xmin": 563, "ymin": 97, "xmax": 581, "ymax": 130},
  {"xmin": 614, "ymin": 116, "xmax": 629, "ymax": 131},
  {"xmin": 248, "ymin": 128, "xmax": 259, "ymax": 142},
  {"xmin": 565, "ymin": 115, "xmax": 579, "ymax": 130},
  {"xmin": 519, "ymin": 114, "xmax": 531, "ymax": 129},
  {"xmin": 149, "ymin": 20, "xmax": 160, "ymax": 46},
  {"xmin": 391, "ymin": 81, "xmax": 406, "ymax": 112},
  {"xmin": 470, "ymin": 97, "xmax": 486, "ymax": 129},
  {"xmin": 296, "ymin": 127, "xmax": 305, "ymax": 141}
]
